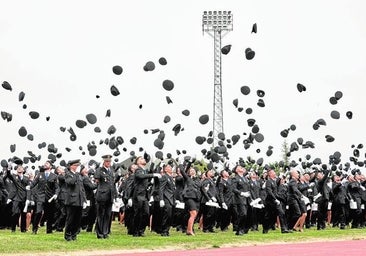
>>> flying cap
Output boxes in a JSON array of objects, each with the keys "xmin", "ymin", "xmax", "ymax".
[
  {"xmin": 182, "ymin": 109, "xmax": 190, "ymax": 116},
  {"xmin": 29, "ymin": 111, "xmax": 40, "ymax": 119},
  {"xmin": 18, "ymin": 91, "xmax": 25, "ymax": 101},
  {"xmin": 240, "ymin": 86, "xmax": 251, "ymax": 95},
  {"xmin": 76, "ymin": 120, "xmax": 87, "ymax": 128},
  {"xmin": 18, "ymin": 126, "xmax": 27, "ymax": 137},
  {"xmin": 296, "ymin": 83, "xmax": 306, "ymax": 92},
  {"xmin": 162, "ymin": 80, "xmax": 174, "ymax": 91},
  {"xmin": 199, "ymin": 114, "xmax": 209, "ymax": 125},
  {"xmin": 251, "ymin": 23, "xmax": 257, "ymax": 33},
  {"xmin": 86, "ymin": 113, "xmax": 97, "ymax": 124},
  {"xmin": 112, "ymin": 65, "xmax": 123, "ymax": 75},
  {"xmin": 221, "ymin": 45, "xmax": 232, "ymax": 55},
  {"xmin": 110, "ymin": 85, "xmax": 120, "ymax": 96},
  {"xmin": 330, "ymin": 110, "xmax": 340, "ymax": 119},
  {"xmin": 346, "ymin": 111, "xmax": 353, "ymax": 119},
  {"xmin": 166, "ymin": 96, "xmax": 173, "ymax": 104},
  {"xmin": 2, "ymin": 81, "xmax": 12, "ymax": 91},
  {"xmin": 159, "ymin": 57, "xmax": 167, "ymax": 65},
  {"xmin": 245, "ymin": 48, "xmax": 255, "ymax": 60},
  {"xmin": 144, "ymin": 61, "xmax": 155, "ymax": 72},
  {"xmin": 325, "ymin": 135, "xmax": 335, "ymax": 142}
]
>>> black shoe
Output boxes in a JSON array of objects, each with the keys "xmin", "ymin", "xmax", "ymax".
[
  {"xmin": 281, "ymin": 229, "xmax": 292, "ymax": 233},
  {"xmin": 161, "ymin": 232, "xmax": 170, "ymax": 236},
  {"xmin": 262, "ymin": 229, "xmax": 269, "ymax": 234},
  {"xmin": 235, "ymin": 230, "xmax": 244, "ymax": 236},
  {"xmin": 32, "ymin": 230, "xmax": 38, "ymax": 235}
]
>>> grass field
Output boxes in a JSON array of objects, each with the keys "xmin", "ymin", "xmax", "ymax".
[{"xmin": 1, "ymin": 221, "xmax": 366, "ymax": 256}]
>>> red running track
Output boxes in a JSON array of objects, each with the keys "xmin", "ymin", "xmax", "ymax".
[{"xmin": 103, "ymin": 239, "xmax": 366, "ymax": 256}]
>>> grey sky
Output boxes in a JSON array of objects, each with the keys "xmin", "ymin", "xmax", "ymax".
[{"xmin": 1, "ymin": 0, "xmax": 365, "ymax": 169}]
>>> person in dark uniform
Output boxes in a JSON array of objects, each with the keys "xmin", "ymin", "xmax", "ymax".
[
  {"xmin": 94, "ymin": 155, "xmax": 117, "ymax": 239},
  {"xmin": 132, "ymin": 156, "xmax": 161, "ymax": 237},
  {"xmin": 347, "ymin": 170, "xmax": 363, "ymax": 228},
  {"xmin": 30, "ymin": 160, "xmax": 59, "ymax": 234},
  {"xmin": 64, "ymin": 159, "xmax": 87, "ymax": 241},
  {"xmin": 332, "ymin": 172, "xmax": 347, "ymax": 229},
  {"xmin": 81, "ymin": 164, "xmax": 97, "ymax": 232},
  {"xmin": 172, "ymin": 165, "xmax": 186, "ymax": 233},
  {"xmin": 248, "ymin": 171, "xmax": 262, "ymax": 231},
  {"xmin": 6, "ymin": 164, "xmax": 30, "ymax": 232},
  {"xmin": 179, "ymin": 162, "xmax": 201, "ymax": 236},
  {"xmin": 53, "ymin": 166, "xmax": 67, "ymax": 232},
  {"xmin": 200, "ymin": 169, "xmax": 218, "ymax": 233},
  {"xmin": 231, "ymin": 165, "xmax": 252, "ymax": 235},
  {"xmin": 288, "ymin": 169, "xmax": 306, "ymax": 231},
  {"xmin": 123, "ymin": 164, "xmax": 137, "ymax": 235},
  {"xmin": 315, "ymin": 166, "xmax": 330, "ymax": 230},
  {"xmin": 262, "ymin": 169, "xmax": 291, "ymax": 234},
  {"xmin": 158, "ymin": 163, "xmax": 176, "ymax": 236},
  {"xmin": 217, "ymin": 169, "xmax": 234, "ymax": 231}
]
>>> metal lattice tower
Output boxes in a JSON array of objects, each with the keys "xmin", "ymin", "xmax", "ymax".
[{"xmin": 202, "ymin": 11, "xmax": 233, "ymax": 147}]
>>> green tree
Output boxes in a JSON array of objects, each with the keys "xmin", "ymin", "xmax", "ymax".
[{"xmin": 281, "ymin": 140, "xmax": 290, "ymax": 166}]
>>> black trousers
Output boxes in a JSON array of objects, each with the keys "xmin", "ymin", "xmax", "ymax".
[
  {"xmin": 95, "ymin": 202, "xmax": 112, "ymax": 238},
  {"xmin": 233, "ymin": 203, "xmax": 249, "ymax": 232},
  {"xmin": 64, "ymin": 205, "xmax": 82, "ymax": 241},
  {"xmin": 133, "ymin": 200, "xmax": 149, "ymax": 235},
  {"xmin": 202, "ymin": 204, "xmax": 217, "ymax": 231},
  {"xmin": 11, "ymin": 201, "xmax": 27, "ymax": 232},
  {"xmin": 263, "ymin": 202, "xmax": 288, "ymax": 231},
  {"xmin": 161, "ymin": 202, "xmax": 173, "ymax": 234},
  {"xmin": 32, "ymin": 201, "xmax": 56, "ymax": 233}
]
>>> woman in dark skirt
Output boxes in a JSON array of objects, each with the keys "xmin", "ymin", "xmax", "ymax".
[{"xmin": 178, "ymin": 163, "xmax": 201, "ymax": 236}]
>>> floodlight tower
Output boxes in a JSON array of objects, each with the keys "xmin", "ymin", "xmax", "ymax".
[{"xmin": 202, "ymin": 11, "xmax": 233, "ymax": 147}]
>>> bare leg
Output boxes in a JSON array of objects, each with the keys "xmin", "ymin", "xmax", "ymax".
[{"xmin": 187, "ymin": 210, "xmax": 197, "ymax": 235}]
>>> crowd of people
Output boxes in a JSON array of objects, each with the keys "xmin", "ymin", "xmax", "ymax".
[{"xmin": 0, "ymin": 154, "xmax": 366, "ymax": 241}]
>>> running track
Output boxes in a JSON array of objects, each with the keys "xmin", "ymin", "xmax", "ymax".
[{"xmin": 103, "ymin": 239, "xmax": 366, "ymax": 256}]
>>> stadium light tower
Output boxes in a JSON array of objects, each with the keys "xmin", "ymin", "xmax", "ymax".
[{"xmin": 202, "ymin": 11, "xmax": 233, "ymax": 147}]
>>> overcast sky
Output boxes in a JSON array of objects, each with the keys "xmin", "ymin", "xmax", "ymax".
[{"xmin": 1, "ymin": 0, "xmax": 366, "ymax": 169}]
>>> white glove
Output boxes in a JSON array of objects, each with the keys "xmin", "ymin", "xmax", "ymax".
[
  {"xmin": 82, "ymin": 202, "xmax": 88, "ymax": 209},
  {"xmin": 25, "ymin": 185, "xmax": 30, "ymax": 190},
  {"xmin": 48, "ymin": 194, "xmax": 57, "ymax": 203},
  {"xmin": 360, "ymin": 185, "xmax": 366, "ymax": 191},
  {"xmin": 309, "ymin": 182, "xmax": 315, "ymax": 187},
  {"xmin": 153, "ymin": 173, "xmax": 162, "ymax": 179},
  {"xmin": 307, "ymin": 188, "xmax": 313, "ymax": 193},
  {"xmin": 159, "ymin": 200, "xmax": 165, "ymax": 208},
  {"xmin": 175, "ymin": 200, "xmax": 180, "ymax": 204},
  {"xmin": 240, "ymin": 191, "xmax": 250, "ymax": 198},
  {"xmin": 250, "ymin": 198, "xmax": 261, "ymax": 206},
  {"xmin": 211, "ymin": 197, "xmax": 217, "ymax": 203},
  {"xmin": 30, "ymin": 201, "xmax": 35, "ymax": 206},
  {"xmin": 6, "ymin": 199, "xmax": 12, "ymax": 204},
  {"xmin": 275, "ymin": 199, "xmax": 280, "ymax": 205},
  {"xmin": 222, "ymin": 202, "xmax": 228, "ymax": 210},
  {"xmin": 127, "ymin": 198, "xmax": 133, "ymax": 207},
  {"xmin": 313, "ymin": 193, "xmax": 322, "ymax": 201}
]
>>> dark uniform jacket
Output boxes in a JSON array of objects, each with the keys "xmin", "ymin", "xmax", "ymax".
[
  {"xmin": 6, "ymin": 172, "xmax": 29, "ymax": 202},
  {"xmin": 159, "ymin": 174, "xmax": 175, "ymax": 206},
  {"xmin": 218, "ymin": 178, "xmax": 233, "ymax": 205},
  {"xmin": 94, "ymin": 166, "xmax": 117, "ymax": 203},
  {"xmin": 31, "ymin": 171, "xmax": 59, "ymax": 202},
  {"xmin": 180, "ymin": 168, "xmax": 201, "ymax": 200},
  {"xmin": 64, "ymin": 170, "xmax": 86, "ymax": 207},
  {"xmin": 201, "ymin": 178, "xmax": 217, "ymax": 203},
  {"xmin": 132, "ymin": 167, "xmax": 154, "ymax": 202},
  {"xmin": 232, "ymin": 174, "xmax": 251, "ymax": 205}
]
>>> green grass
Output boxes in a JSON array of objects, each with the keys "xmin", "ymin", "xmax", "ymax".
[{"xmin": 1, "ymin": 222, "xmax": 366, "ymax": 255}]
